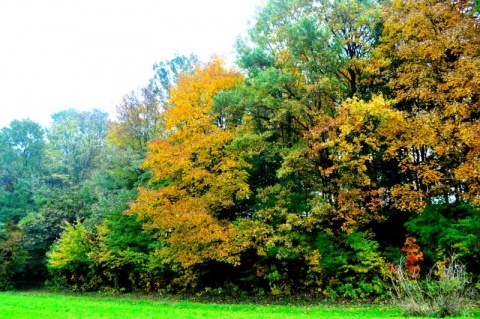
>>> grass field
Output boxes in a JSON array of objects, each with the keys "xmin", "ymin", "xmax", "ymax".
[{"xmin": 0, "ymin": 291, "xmax": 477, "ymax": 318}]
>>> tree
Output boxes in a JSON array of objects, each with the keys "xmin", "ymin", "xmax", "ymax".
[
  {"xmin": 234, "ymin": 0, "xmax": 384, "ymax": 210},
  {"xmin": 109, "ymin": 55, "xmax": 198, "ymax": 152},
  {"xmin": 46, "ymin": 133, "xmax": 155, "ymax": 291},
  {"xmin": 375, "ymin": 0, "xmax": 480, "ymax": 209},
  {"xmin": 12, "ymin": 109, "xmax": 110, "ymax": 282},
  {"xmin": 47, "ymin": 222, "xmax": 97, "ymax": 290},
  {"xmin": 19, "ymin": 190, "xmax": 86, "ymax": 281},
  {"xmin": 237, "ymin": 0, "xmax": 381, "ymax": 122},
  {"xmin": 309, "ymin": 95, "xmax": 406, "ymax": 231},
  {"xmin": 47, "ymin": 109, "xmax": 109, "ymax": 183},
  {"xmin": 0, "ymin": 120, "xmax": 45, "ymax": 175},
  {"xmin": 108, "ymin": 84, "xmax": 163, "ymax": 152},
  {"xmin": 229, "ymin": 0, "xmax": 389, "ymax": 296},
  {"xmin": 0, "ymin": 120, "xmax": 45, "ymax": 222},
  {"xmin": 150, "ymin": 54, "xmax": 198, "ymax": 103},
  {"xmin": 128, "ymin": 58, "xmax": 249, "ymax": 287},
  {"xmin": 0, "ymin": 222, "xmax": 27, "ymax": 289}
]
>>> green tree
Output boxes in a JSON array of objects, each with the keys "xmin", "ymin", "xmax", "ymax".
[
  {"xmin": 46, "ymin": 138, "xmax": 156, "ymax": 291},
  {"xmin": 15, "ymin": 109, "xmax": 109, "ymax": 282},
  {"xmin": 234, "ymin": 0, "xmax": 384, "ymax": 211},
  {"xmin": 229, "ymin": 0, "xmax": 388, "ymax": 296},
  {"xmin": 20, "ymin": 190, "xmax": 86, "ymax": 281},
  {"xmin": 0, "ymin": 120, "xmax": 45, "ymax": 174},
  {"xmin": 406, "ymin": 203, "xmax": 480, "ymax": 269},
  {"xmin": 47, "ymin": 109, "xmax": 109, "ymax": 183},
  {"xmin": 150, "ymin": 54, "xmax": 197, "ymax": 102},
  {"xmin": 0, "ymin": 120, "xmax": 45, "ymax": 223},
  {"xmin": 47, "ymin": 222, "xmax": 97, "ymax": 290},
  {"xmin": 108, "ymin": 84, "xmax": 163, "ymax": 152}
]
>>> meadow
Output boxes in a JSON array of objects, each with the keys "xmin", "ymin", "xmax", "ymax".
[{"xmin": 0, "ymin": 291, "xmax": 478, "ymax": 319}]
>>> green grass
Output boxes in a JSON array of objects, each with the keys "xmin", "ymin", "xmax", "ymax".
[{"xmin": 0, "ymin": 291, "xmax": 477, "ymax": 318}]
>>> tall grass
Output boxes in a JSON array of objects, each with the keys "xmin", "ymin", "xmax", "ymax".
[{"xmin": 391, "ymin": 257, "xmax": 475, "ymax": 317}]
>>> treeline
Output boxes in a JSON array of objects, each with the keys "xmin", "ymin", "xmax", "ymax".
[{"xmin": 1, "ymin": 0, "xmax": 480, "ymax": 299}]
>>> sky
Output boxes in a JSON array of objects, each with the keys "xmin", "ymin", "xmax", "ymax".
[{"xmin": 0, "ymin": 0, "xmax": 263, "ymax": 129}]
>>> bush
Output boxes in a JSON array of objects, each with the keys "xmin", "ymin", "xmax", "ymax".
[
  {"xmin": 391, "ymin": 257, "xmax": 475, "ymax": 317},
  {"xmin": 0, "ymin": 222, "xmax": 28, "ymax": 290}
]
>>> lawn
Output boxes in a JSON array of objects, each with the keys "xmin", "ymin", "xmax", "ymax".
[{"xmin": 0, "ymin": 291, "xmax": 477, "ymax": 318}]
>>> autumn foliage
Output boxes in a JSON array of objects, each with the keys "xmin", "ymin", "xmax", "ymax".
[
  {"xmin": 1, "ymin": 0, "xmax": 475, "ymax": 298},
  {"xmin": 401, "ymin": 236, "xmax": 424, "ymax": 278},
  {"xmin": 128, "ymin": 59, "xmax": 249, "ymax": 277}
]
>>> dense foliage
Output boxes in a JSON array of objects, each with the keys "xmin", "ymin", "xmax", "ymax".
[{"xmin": 1, "ymin": 0, "xmax": 479, "ymax": 300}]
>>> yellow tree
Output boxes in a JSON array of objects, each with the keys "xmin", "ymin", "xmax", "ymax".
[
  {"xmin": 308, "ymin": 95, "xmax": 407, "ymax": 231},
  {"xmin": 375, "ymin": 0, "xmax": 480, "ymax": 209},
  {"xmin": 127, "ymin": 59, "xmax": 249, "ymax": 284}
]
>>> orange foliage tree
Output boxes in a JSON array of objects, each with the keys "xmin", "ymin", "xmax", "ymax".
[
  {"xmin": 127, "ymin": 59, "xmax": 250, "ymax": 285},
  {"xmin": 375, "ymin": 0, "xmax": 480, "ymax": 209},
  {"xmin": 309, "ymin": 95, "xmax": 406, "ymax": 232}
]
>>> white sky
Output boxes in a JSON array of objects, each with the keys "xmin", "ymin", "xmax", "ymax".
[{"xmin": 0, "ymin": 0, "xmax": 262, "ymax": 129}]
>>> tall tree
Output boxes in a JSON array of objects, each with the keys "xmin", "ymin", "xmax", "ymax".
[
  {"xmin": 234, "ymin": 0, "xmax": 383, "ymax": 202},
  {"xmin": 128, "ymin": 59, "xmax": 249, "ymax": 286},
  {"xmin": 226, "ymin": 0, "xmax": 390, "ymax": 296},
  {"xmin": 375, "ymin": 0, "xmax": 480, "ymax": 209}
]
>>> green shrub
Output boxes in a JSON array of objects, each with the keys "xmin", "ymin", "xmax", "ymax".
[
  {"xmin": 405, "ymin": 203, "xmax": 480, "ymax": 268},
  {"xmin": 316, "ymin": 231, "xmax": 389, "ymax": 300},
  {"xmin": 391, "ymin": 257, "xmax": 475, "ymax": 317},
  {"xmin": 0, "ymin": 222, "xmax": 27, "ymax": 290}
]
